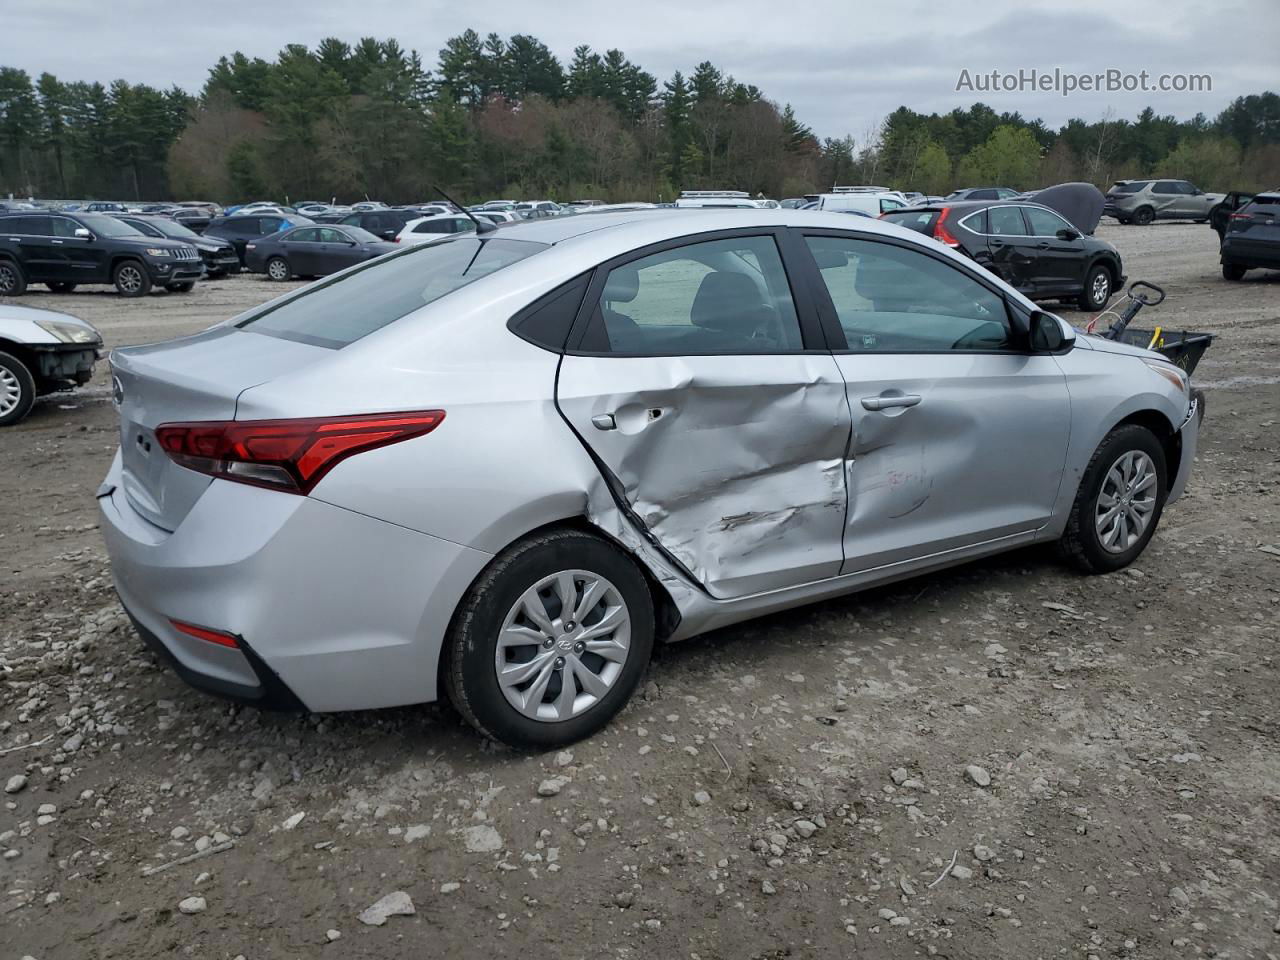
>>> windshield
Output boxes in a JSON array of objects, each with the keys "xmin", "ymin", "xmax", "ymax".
[
  {"xmin": 79, "ymin": 214, "xmax": 142, "ymax": 237},
  {"xmin": 238, "ymin": 237, "xmax": 547, "ymax": 348},
  {"xmin": 154, "ymin": 220, "xmax": 199, "ymax": 240}
]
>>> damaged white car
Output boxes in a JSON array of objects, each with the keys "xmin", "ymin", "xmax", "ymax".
[
  {"xmin": 0, "ymin": 304, "xmax": 103, "ymax": 426},
  {"xmin": 99, "ymin": 210, "xmax": 1203, "ymax": 746}
]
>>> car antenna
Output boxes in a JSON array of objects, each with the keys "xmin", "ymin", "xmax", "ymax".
[{"xmin": 431, "ymin": 184, "xmax": 496, "ymax": 234}]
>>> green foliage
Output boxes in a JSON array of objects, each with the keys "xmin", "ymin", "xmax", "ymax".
[{"xmin": 956, "ymin": 125, "xmax": 1042, "ymax": 188}]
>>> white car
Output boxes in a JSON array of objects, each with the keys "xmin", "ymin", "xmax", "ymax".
[
  {"xmin": 674, "ymin": 191, "xmax": 766, "ymax": 209},
  {"xmin": 477, "ymin": 211, "xmax": 520, "ymax": 225},
  {"xmin": 808, "ymin": 191, "xmax": 910, "ymax": 216},
  {"xmin": 0, "ymin": 304, "xmax": 102, "ymax": 426},
  {"xmin": 395, "ymin": 214, "xmax": 479, "ymax": 246}
]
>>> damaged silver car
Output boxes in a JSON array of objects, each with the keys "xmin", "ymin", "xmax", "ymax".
[{"xmin": 99, "ymin": 210, "xmax": 1203, "ymax": 746}]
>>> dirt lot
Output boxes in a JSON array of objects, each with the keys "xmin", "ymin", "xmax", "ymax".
[{"xmin": 2, "ymin": 223, "xmax": 1278, "ymax": 959}]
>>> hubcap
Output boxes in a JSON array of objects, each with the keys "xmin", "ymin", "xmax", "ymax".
[
  {"xmin": 1095, "ymin": 450, "xmax": 1157, "ymax": 554},
  {"xmin": 495, "ymin": 569, "xmax": 631, "ymax": 722},
  {"xmin": 0, "ymin": 366, "xmax": 22, "ymax": 416},
  {"xmin": 118, "ymin": 266, "xmax": 141, "ymax": 292},
  {"xmin": 269, "ymin": 260, "xmax": 287, "ymax": 279},
  {"xmin": 0, "ymin": 265, "xmax": 14, "ymax": 293},
  {"xmin": 1091, "ymin": 272, "xmax": 1109, "ymax": 305}
]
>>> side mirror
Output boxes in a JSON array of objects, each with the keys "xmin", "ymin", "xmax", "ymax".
[
  {"xmin": 74, "ymin": 227, "xmax": 92, "ymax": 239},
  {"xmin": 1056, "ymin": 227, "xmax": 1080, "ymax": 241},
  {"xmin": 1029, "ymin": 310, "xmax": 1073, "ymax": 352}
]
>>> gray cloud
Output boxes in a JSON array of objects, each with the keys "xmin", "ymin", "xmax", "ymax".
[{"xmin": 3, "ymin": 0, "xmax": 1275, "ymax": 138}]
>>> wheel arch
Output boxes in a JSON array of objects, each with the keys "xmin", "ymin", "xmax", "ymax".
[
  {"xmin": 1112, "ymin": 408, "xmax": 1182, "ymax": 483},
  {"xmin": 0, "ymin": 338, "xmax": 39, "ymax": 374}
]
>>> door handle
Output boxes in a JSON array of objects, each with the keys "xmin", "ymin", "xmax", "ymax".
[
  {"xmin": 591, "ymin": 413, "xmax": 617, "ymax": 430},
  {"xmin": 861, "ymin": 394, "xmax": 922, "ymax": 411},
  {"xmin": 52, "ymin": 239, "xmax": 64, "ymax": 245}
]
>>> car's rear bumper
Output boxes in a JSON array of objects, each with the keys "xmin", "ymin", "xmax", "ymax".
[
  {"xmin": 1167, "ymin": 390, "xmax": 1204, "ymax": 505},
  {"xmin": 97, "ymin": 450, "xmax": 494, "ymax": 712},
  {"xmin": 1221, "ymin": 237, "xmax": 1280, "ymax": 268}
]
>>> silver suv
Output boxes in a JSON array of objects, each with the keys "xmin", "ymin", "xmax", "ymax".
[{"xmin": 1105, "ymin": 179, "xmax": 1224, "ymax": 225}]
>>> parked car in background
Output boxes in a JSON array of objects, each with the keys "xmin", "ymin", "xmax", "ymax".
[
  {"xmin": 515, "ymin": 201, "xmax": 561, "ymax": 218},
  {"xmin": 99, "ymin": 208, "xmax": 1201, "ymax": 746},
  {"xmin": 476, "ymin": 211, "xmax": 520, "ymax": 225},
  {"xmin": 779, "ymin": 198, "xmax": 807, "ymax": 209},
  {"xmin": 880, "ymin": 197, "xmax": 1123, "ymax": 311},
  {"xmin": 337, "ymin": 208, "xmax": 422, "ymax": 242},
  {"xmin": 171, "ymin": 208, "xmax": 213, "ymax": 233},
  {"xmin": 674, "ymin": 191, "xmax": 766, "ymax": 208},
  {"xmin": 944, "ymin": 187, "xmax": 1021, "ymax": 202},
  {"xmin": 1220, "ymin": 190, "xmax": 1280, "ymax": 280},
  {"xmin": 807, "ymin": 191, "xmax": 908, "ymax": 216},
  {"xmin": 84, "ymin": 201, "xmax": 127, "ymax": 213},
  {"xmin": 245, "ymin": 224, "xmax": 398, "ymax": 281},
  {"xmin": 1209, "ymin": 191, "xmax": 1256, "ymax": 241},
  {"xmin": 395, "ymin": 214, "xmax": 479, "ymax": 245},
  {"xmin": 0, "ymin": 211, "xmax": 203, "ymax": 297},
  {"xmin": 204, "ymin": 213, "xmax": 313, "ymax": 264},
  {"xmin": 0, "ymin": 303, "xmax": 102, "ymax": 426},
  {"xmin": 1103, "ymin": 179, "xmax": 1224, "ymax": 225},
  {"xmin": 114, "ymin": 214, "xmax": 240, "ymax": 277}
]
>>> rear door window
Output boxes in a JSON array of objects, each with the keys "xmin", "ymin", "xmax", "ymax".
[
  {"xmin": 287, "ymin": 228, "xmax": 321, "ymax": 242},
  {"xmin": 2, "ymin": 216, "xmax": 48, "ymax": 235},
  {"xmin": 987, "ymin": 207, "xmax": 1029, "ymax": 236},
  {"xmin": 1153, "ymin": 181, "xmax": 1179, "ymax": 194},
  {"xmin": 237, "ymin": 237, "xmax": 547, "ymax": 348}
]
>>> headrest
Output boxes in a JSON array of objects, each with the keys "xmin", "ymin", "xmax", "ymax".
[
  {"xmin": 604, "ymin": 266, "xmax": 639, "ymax": 303},
  {"xmin": 691, "ymin": 272, "xmax": 767, "ymax": 331}
]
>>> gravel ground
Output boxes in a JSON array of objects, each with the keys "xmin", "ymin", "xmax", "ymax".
[{"xmin": 2, "ymin": 223, "xmax": 1278, "ymax": 959}]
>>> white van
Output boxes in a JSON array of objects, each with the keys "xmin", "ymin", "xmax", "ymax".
[{"xmin": 806, "ymin": 190, "xmax": 910, "ymax": 216}]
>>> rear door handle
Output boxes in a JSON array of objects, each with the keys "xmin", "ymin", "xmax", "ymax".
[
  {"xmin": 861, "ymin": 394, "xmax": 922, "ymax": 411},
  {"xmin": 591, "ymin": 413, "xmax": 617, "ymax": 430}
]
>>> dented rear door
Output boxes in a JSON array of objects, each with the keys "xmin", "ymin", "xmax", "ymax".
[
  {"xmin": 798, "ymin": 231, "xmax": 1070, "ymax": 574},
  {"xmin": 556, "ymin": 230, "xmax": 851, "ymax": 600}
]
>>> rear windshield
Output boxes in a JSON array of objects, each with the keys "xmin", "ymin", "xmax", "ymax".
[
  {"xmin": 237, "ymin": 237, "xmax": 546, "ymax": 348},
  {"xmin": 1113, "ymin": 181, "xmax": 1149, "ymax": 193},
  {"xmin": 878, "ymin": 210, "xmax": 939, "ymax": 234},
  {"xmin": 1243, "ymin": 194, "xmax": 1280, "ymax": 210}
]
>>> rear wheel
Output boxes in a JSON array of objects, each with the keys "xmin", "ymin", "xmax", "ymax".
[
  {"xmin": 1222, "ymin": 263, "xmax": 1247, "ymax": 281},
  {"xmin": 1077, "ymin": 264, "xmax": 1113, "ymax": 311},
  {"xmin": 113, "ymin": 260, "xmax": 151, "ymax": 297},
  {"xmin": 0, "ymin": 259, "xmax": 26, "ymax": 296},
  {"xmin": 266, "ymin": 257, "xmax": 290, "ymax": 281},
  {"xmin": 1132, "ymin": 206, "xmax": 1155, "ymax": 226},
  {"xmin": 46, "ymin": 281, "xmax": 77, "ymax": 293},
  {"xmin": 1061, "ymin": 425, "xmax": 1167, "ymax": 574},
  {"xmin": 446, "ymin": 529, "xmax": 654, "ymax": 748},
  {"xmin": 0, "ymin": 350, "xmax": 37, "ymax": 426},
  {"xmin": 166, "ymin": 281, "xmax": 195, "ymax": 293}
]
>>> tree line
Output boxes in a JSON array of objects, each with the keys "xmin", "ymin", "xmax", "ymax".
[{"xmin": 0, "ymin": 33, "xmax": 1276, "ymax": 204}]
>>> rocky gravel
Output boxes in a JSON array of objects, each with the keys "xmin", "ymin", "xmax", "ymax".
[{"xmin": 1, "ymin": 224, "xmax": 1278, "ymax": 958}]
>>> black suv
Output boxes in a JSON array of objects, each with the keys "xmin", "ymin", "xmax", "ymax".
[
  {"xmin": 336, "ymin": 209, "xmax": 421, "ymax": 241},
  {"xmin": 881, "ymin": 200, "xmax": 1125, "ymax": 311},
  {"xmin": 113, "ymin": 214, "xmax": 240, "ymax": 277},
  {"xmin": 0, "ymin": 211, "xmax": 203, "ymax": 297}
]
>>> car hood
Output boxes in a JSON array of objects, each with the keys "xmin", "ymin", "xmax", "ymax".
[
  {"xmin": 1034, "ymin": 182, "xmax": 1105, "ymax": 234},
  {"xmin": 116, "ymin": 236, "xmax": 193, "ymax": 253},
  {"xmin": 1075, "ymin": 331, "xmax": 1162, "ymax": 360}
]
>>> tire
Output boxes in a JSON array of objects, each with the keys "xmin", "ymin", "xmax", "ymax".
[
  {"xmin": 46, "ymin": 281, "xmax": 77, "ymax": 293},
  {"xmin": 1222, "ymin": 263, "xmax": 1247, "ymax": 281},
  {"xmin": 446, "ymin": 529, "xmax": 655, "ymax": 748},
  {"xmin": 265, "ymin": 257, "xmax": 291, "ymax": 281},
  {"xmin": 113, "ymin": 260, "xmax": 151, "ymax": 297},
  {"xmin": 1077, "ymin": 263, "xmax": 1113, "ymax": 312},
  {"xmin": 0, "ymin": 350, "xmax": 37, "ymax": 427},
  {"xmin": 1132, "ymin": 206, "xmax": 1155, "ymax": 226},
  {"xmin": 0, "ymin": 259, "xmax": 26, "ymax": 297},
  {"xmin": 165, "ymin": 281, "xmax": 195, "ymax": 293},
  {"xmin": 1060, "ymin": 424, "xmax": 1168, "ymax": 574}
]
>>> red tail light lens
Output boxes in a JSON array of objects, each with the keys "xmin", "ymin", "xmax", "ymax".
[
  {"xmin": 1228, "ymin": 212, "xmax": 1251, "ymax": 220},
  {"xmin": 171, "ymin": 619, "xmax": 239, "ymax": 648},
  {"xmin": 932, "ymin": 207, "xmax": 960, "ymax": 247},
  {"xmin": 155, "ymin": 410, "xmax": 445, "ymax": 495}
]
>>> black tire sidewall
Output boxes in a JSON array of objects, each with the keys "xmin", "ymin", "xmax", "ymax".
[
  {"xmin": 0, "ymin": 351, "xmax": 37, "ymax": 426},
  {"xmin": 1068, "ymin": 425, "xmax": 1168, "ymax": 573},
  {"xmin": 1134, "ymin": 207, "xmax": 1154, "ymax": 225},
  {"xmin": 113, "ymin": 260, "xmax": 151, "ymax": 297},
  {"xmin": 451, "ymin": 534, "xmax": 654, "ymax": 748},
  {"xmin": 0, "ymin": 260, "xmax": 26, "ymax": 296},
  {"xmin": 1222, "ymin": 264, "xmax": 1246, "ymax": 281}
]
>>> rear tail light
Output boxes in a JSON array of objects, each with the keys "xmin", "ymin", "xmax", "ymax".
[
  {"xmin": 932, "ymin": 207, "xmax": 960, "ymax": 247},
  {"xmin": 170, "ymin": 619, "xmax": 239, "ymax": 648},
  {"xmin": 154, "ymin": 410, "xmax": 445, "ymax": 495},
  {"xmin": 1229, "ymin": 212, "xmax": 1251, "ymax": 220}
]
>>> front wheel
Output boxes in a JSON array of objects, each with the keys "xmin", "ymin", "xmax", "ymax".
[
  {"xmin": 265, "ymin": 257, "xmax": 290, "ymax": 281},
  {"xmin": 1222, "ymin": 263, "xmax": 1247, "ymax": 281},
  {"xmin": 1061, "ymin": 425, "xmax": 1168, "ymax": 574},
  {"xmin": 446, "ymin": 530, "xmax": 654, "ymax": 748},
  {"xmin": 113, "ymin": 260, "xmax": 151, "ymax": 297},
  {"xmin": 0, "ymin": 350, "xmax": 37, "ymax": 426},
  {"xmin": 1077, "ymin": 264, "xmax": 1113, "ymax": 311}
]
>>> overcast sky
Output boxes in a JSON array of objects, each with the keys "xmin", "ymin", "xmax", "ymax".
[{"xmin": 4, "ymin": 0, "xmax": 1276, "ymax": 138}]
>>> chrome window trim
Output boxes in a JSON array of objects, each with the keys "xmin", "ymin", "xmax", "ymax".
[{"xmin": 957, "ymin": 204, "xmax": 1076, "ymax": 240}]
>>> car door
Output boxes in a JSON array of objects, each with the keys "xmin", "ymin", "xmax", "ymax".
[
  {"xmin": 556, "ymin": 229, "xmax": 851, "ymax": 599},
  {"xmin": 1150, "ymin": 182, "xmax": 1181, "ymax": 219},
  {"xmin": 982, "ymin": 205, "xmax": 1039, "ymax": 292},
  {"xmin": 797, "ymin": 231, "xmax": 1070, "ymax": 573},
  {"xmin": 1021, "ymin": 205, "xmax": 1086, "ymax": 295},
  {"xmin": 281, "ymin": 228, "xmax": 320, "ymax": 274},
  {"xmin": 51, "ymin": 215, "xmax": 107, "ymax": 281},
  {"xmin": 315, "ymin": 227, "xmax": 354, "ymax": 273}
]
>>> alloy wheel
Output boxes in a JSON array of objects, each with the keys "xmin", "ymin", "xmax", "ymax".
[
  {"xmin": 1095, "ymin": 450, "xmax": 1157, "ymax": 554},
  {"xmin": 495, "ymin": 569, "xmax": 631, "ymax": 722},
  {"xmin": 1091, "ymin": 271, "xmax": 1110, "ymax": 306},
  {"xmin": 0, "ymin": 365, "xmax": 22, "ymax": 417},
  {"xmin": 117, "ymin": 265, "xmax": 143, "ymax": 293},
  {"xmin": 0, "ymin": 264, "xmax": 15, "ymax": 294},
  {"xmin": 268, "ymin": 259, "xmax": 288, "ymax": 280}
]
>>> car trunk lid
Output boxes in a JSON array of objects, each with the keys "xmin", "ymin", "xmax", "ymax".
[{"xmin": 110, "ymin": 327, "xmax": 331, "ymax": 531}]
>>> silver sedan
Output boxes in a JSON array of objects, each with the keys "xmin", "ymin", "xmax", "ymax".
[{"xmin": 99, "ymin": 210, "xmax": 1203, "ymax": 746}]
